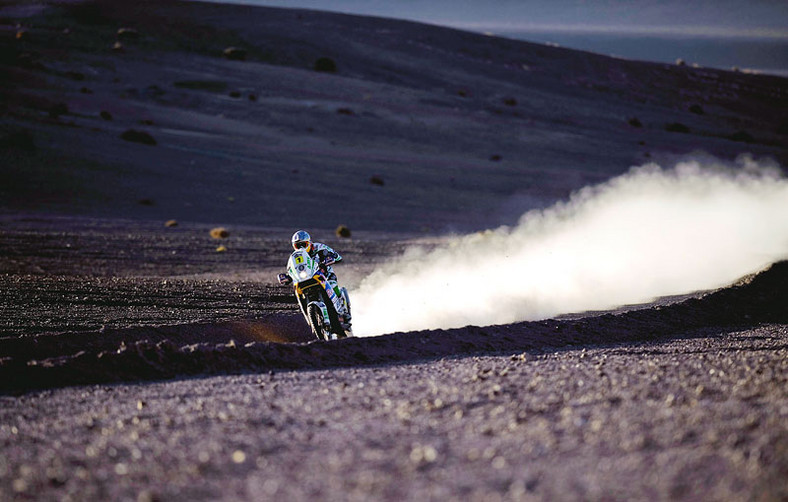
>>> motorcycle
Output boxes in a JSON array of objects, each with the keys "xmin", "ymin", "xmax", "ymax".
[{"xmin": 278, "ymin": 248, "xmax": 352, "ymax": 340}]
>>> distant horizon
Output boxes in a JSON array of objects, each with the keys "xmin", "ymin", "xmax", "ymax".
[
  {"xmin": 447, "ymin": 22, "xmax": 788, "ymax": 40},
  {"xmin": 189, "ymin": 0, "xmax": 788, "ymax": 76},
  {"xmin": 189, "ymin": 0, "xmax": 788, "ymax": 37}
]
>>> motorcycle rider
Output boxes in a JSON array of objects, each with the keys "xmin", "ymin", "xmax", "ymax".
[{"xmin": 279, "ymin": 230, "xmax": 352, "ymax": 328}]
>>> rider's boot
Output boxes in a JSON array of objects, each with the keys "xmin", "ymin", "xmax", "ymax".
[
  {"xmin": 328, "ymin": 279, "xmax": 348, "ymax": 313},
  {"xmin": 328, "ymin": 279, "xmax": 352, "ymax": 329}
]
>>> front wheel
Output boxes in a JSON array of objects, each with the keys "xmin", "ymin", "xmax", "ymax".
[
  {"xmin": 307, "ymin": 303, "xmax": 329, "ymax": 341},
  {"xmin": 321, "ymin": 288, "xmax": 347, "ymax": 339}
]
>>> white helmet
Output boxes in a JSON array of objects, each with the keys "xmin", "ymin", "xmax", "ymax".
[{"xmin": 291, "ymin": 230, "xmax": 312, "ymax": 252}]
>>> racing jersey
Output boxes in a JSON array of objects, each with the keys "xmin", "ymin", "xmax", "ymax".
[{"xmin": 309, "ymin": 242, "xmax": 341, "ymax": 278}]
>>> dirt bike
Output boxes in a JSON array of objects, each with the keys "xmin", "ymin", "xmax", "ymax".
[{"xmin": 278, "ymin": 248, "xmax": 352, "ymax": 340}]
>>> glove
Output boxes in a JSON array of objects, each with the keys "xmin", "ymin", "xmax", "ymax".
[{"xmin": 277, "ymin": 273, "xmax": 292, "ymax": 285}]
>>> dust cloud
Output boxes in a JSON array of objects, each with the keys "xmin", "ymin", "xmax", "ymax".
[{"xmin": 351, "ymin": 155, "xmax": 788, "ymax": 336}]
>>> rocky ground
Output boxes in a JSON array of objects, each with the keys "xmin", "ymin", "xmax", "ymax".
[
  {"xmin": 1, "ymin": 216, "xmax": 787, "ymax": 500},
  {"xmin": 1, "ymin": 321, "xmax": 786, "ymax": 501}
]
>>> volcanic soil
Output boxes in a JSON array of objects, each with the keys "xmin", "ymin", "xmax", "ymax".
[
  {"xmin": 1, "ymin": 215, "xmax": 787, "ymax": 501},
  {"xmin": 1, "ymin": 0, "xmax": 787, "ymax": 500}
]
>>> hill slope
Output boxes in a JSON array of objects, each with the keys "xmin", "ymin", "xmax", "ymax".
[{"xmin": 2, "ymin": 0, "xmax": 786, "ymax": 231}]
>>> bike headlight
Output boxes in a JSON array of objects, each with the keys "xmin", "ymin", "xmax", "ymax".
[{"xmin": 299, "ymin": 270, "xmax": 308, "ymax": 279}]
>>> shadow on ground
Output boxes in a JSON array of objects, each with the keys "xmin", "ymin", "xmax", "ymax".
[{"xmin": 2, "ymin": 261, "xmax": 785, "ymax": 394}]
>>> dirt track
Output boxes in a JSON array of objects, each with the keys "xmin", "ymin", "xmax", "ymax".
[
  {"xmin": 1, "ymin": 217, "xmax": 787, "ymax": 500},
  {"xmin": 1, "ymin": 328, "xmax": 786, "ymax": 501}
]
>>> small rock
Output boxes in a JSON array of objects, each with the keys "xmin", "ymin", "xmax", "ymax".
[
  {"xmin": 369, "ymin": 175, "xmax": 384, "ymax": 186},
  {"xmin": 116, "ymin": 28, "xmax": 139, "ymax": 41},
  {"xmin": 216, "ymin": 245, "xmax": 228, "ymax": 253},
  {"xmin": 164, "ymin": 220, "xmax": 178, "ymax": 228},
  {"xmin": 137, "ymin": 490, "xmax": 157, "ymax": 502},
  {"xmin": 210, "ymin": 227, "xmax": 229, "ymax": 239},
  {"xmin": 314, "ymin": 57, "xmax": 337, "ymax": 73},
  {"xmin": 335, "ymin": 225, "xmax": 351, "ymax": 238},
  {"xmin": 728, "ymin": 130, "xmax": 755, "ymax": 143},
  {"xmin": 49, "ymin": 103, "xmax": 69, "ymax": 119},
  {"xmin": 489, "ymin": 154, "xmax": 502, "ymax": 162},
  {"xmin": 120, "ymin": 129, "xmax": 157, "ymax": 145},
  {"xmin": 223, "ymin": 47, "xmax": 247, "ymax": 61},
  {"xmin": 409, "ymin": 444, "xmax": 437, "ymax": 464},
  {"xmin": 12, "ymin": 478, "xmax": 27, "ymax": 493},
  {"xmin": 665, "ymin": 122, "xmax": 690, "ymax": 134},
  {"xmin": 99, "ymin": 110, "xmax": 113, "ymax": 121},
  {"xmin": 628, "ymin": 117, "xmax": 643, "ymax": 128}
]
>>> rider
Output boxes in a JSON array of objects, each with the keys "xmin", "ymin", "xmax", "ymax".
[{"xmin": 281, "ymin": 230, "xmax": 351, "ymax": 326}]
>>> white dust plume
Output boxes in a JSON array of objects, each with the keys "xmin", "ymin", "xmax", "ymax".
[{"xmin": 351, "ymin": 155, "xmax": 788, "ymax": 336}]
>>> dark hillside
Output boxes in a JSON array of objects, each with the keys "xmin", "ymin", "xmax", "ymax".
[{"xmin": 1, "ymin": 0, "xmax": 785, "ymax": 231}]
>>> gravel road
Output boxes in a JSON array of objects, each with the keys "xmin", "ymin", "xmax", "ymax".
[
  {"xmin": 1, "ymin": 216, "xmax": 786, "ymax": 500},
  {"xmin": 1, "ymin": 327, "xmax": 786, "ymax": 501}
]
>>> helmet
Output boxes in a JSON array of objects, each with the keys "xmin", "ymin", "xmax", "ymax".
[{"xmin": 291, "ymin": 230, "xmax": 312, "ymax": 252}]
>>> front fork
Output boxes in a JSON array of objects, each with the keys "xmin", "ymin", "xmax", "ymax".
[{"xmin": 295, "ymin": 276, "xmax": 345, "ymax": 317}]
